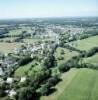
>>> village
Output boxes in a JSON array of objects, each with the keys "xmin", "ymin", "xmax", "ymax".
[{"xmin": 0, "ymin": 18, "xmax": 98, "ymax": 100}]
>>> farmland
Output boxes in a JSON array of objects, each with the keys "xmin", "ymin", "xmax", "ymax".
[
  {"xmin": 0, "ymin": 17, "xmax": 98, "ymax": 100},
  {"xmin": 83, "ymin": 53, "xmax": 98, "ymax": 64},
  {"xmin": 0, "ymin": 42, "xmax": 22, "ymax": 53},
  {"xmin": 70, "ymin": 35, "xmax": 98, "ymax": 51},
  {"xmin": 14, "ymin": 60, "xmax": 42, "ymax": 77},
  {"xmin": 54, "ymin": 47, "xmax": 79, "ymax": 65},
  {"xmin": 41, "ymin": 68, "xmax": 98, "ymax": 100}
]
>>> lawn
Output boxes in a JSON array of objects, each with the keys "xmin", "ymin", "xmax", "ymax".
[
  {"xmin": 41, "ymin": 68, "xmax": 98, "ymax": 100},
  {"xmin": 70, "ymin": 35, "xmax": 98, "ymax": 51}
]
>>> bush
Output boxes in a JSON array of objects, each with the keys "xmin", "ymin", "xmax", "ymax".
[
  {"xmin": 58, "ymin": 56, "xmax": 64, "ymax": 60},
  {"xmin": 40, "ymin": 83, "xmax": 50, "ymax": 96},
  {"xmin": 47, "ymin": 75, "xmax": 61, "ymax": 87},
  {"xmin": 60, "ymin": 49, "xmax": 65, "ymax": 55},
  {"xmin": 59, "ymin": 63, "xmax": 70, "ymax": 73},
  {"xmin": 87, "ymin": 47, "xmax": 98, "ymax": 57}
]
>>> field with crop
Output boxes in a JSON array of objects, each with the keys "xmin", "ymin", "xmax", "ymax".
[{"xmin": 0, "ymin": 42, "xmax": 23, "ymax": 53}]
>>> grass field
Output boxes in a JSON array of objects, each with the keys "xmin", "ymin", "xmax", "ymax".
[
  {"xmin": 70, "ymin": 36, "xmax": 98, "ymax": 51},
  {"xmin": 83, "ymin": 53, "xmax": 98, "ymax": 64},
  {"xmin": 23, "ymin": 37, "xmax": 53, "ymax": 43},
  {"xmin": 41, "ymin": 68, "xmax": 98, "ymax": 100},
  {"xmin": 54, "ymin": 47, "xmax": 78, "ymax": 65},
  {"xmin": 14, "ymin": 60, "xmax": 42, "ymax": 77},
  {"xmin": 8, "ymin": 29, "xmax": 22, "ymax": 36},
  {"xmin": 0, "ymin": 42, "xmax": 23, "ymax": 53}
]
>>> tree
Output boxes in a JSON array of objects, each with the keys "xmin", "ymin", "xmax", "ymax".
[
  {"xmin": 43, "ymin": 53, "xmax": 57, "ymax": 68},
  {"xmin": 0, "ymin": 84, "xmax": 6, "ymax": 97},
  {"xmin": 59, "ymin": 62, "xmax": 70, "ymax": 73},
  {"xmin": 47, "ymin": 75, "xmax": 61, "ymax": 87},
  {"xmin": 40, "ymin": 83, "xmax": 50, "ymax": 96},
  {"xmin": 18, "ymin": 87, "xmax": 36, "ymax": 100}
]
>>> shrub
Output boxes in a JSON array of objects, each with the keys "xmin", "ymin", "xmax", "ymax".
[
  {"xmin": 59, "ymin": 63, "xmax": 70, "ymax": 73},
  {"xmin": 47, "ymin": 75, "xmax": 61, "ymax": 87},
  {"xmin": 40, "ymin": 83, "xmax": 50, "ymax": 96},
  {"xmin": 58, "ymin": 56, "xmax": 64, "ymax": 60}
]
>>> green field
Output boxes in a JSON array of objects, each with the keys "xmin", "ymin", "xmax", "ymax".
[
  {"xmin": 41, "ymin": 68, "xmax": 98, "ymax": 100},
  {"xmin": 14, "ymin": 60, "xmax": 42, "ymax": 77},
  {"xmin": 70, "ymin": 36, "xmax": 98, "ymax": 51},
  {"xmin": 54, "ymin": 47, "xmax": 78, "ymax": 65},
  {"xmin": 8, "ymin": 29, "xmax": 22, "ymax": 36},
  {"xmin": 8, "ymin": 27, "xmax": 32, "ymax": 36},
  {"xmin": 83, "ymin": 53, "xmax": 98, "ymax": 64}
]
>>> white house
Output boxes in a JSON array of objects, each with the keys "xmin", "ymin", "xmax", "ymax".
[
  {"xmin": 20, "ymin": 77, "xmax": 26, "ymax": 83},
  {"xmin": 8, "ymin": 89, "xmax": 17, "ymax": 97},
  {"xmin": 0, "ymin": 67, "xmax": 4, "ymax": 76},
  {"xmin": 0, "ymin": 78, "xmax": 4, "ymax": 84},
  {"xmin": 14, "ymin": 48, "xmax": 21, "ymax": 54},
  {"xmin": 6, "ymin": 77, "xmax": 13, "ymax": 84}
]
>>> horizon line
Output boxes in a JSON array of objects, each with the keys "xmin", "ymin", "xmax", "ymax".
[{"xmin": 0, "ymin": 16, "xmax": 98, "ymax": 20}]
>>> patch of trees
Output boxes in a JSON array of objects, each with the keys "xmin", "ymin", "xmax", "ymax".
[
  {"xmin": 58, "ymin": 46, "xmax": 98, "ymax": 73},
  {"xmin": 79, "ymin": 47, "xmax": 98, "ymax": 58},
  {"xmin": 39, "ymin": 74, "xmax": 60, "ymax": 96},
  {"xmin": 64, "ymin": 44, "xmax": 83, "ymax": 53},
  {"xmin": 18, "ymin": 57, "xmax": 32, "ymax": 66},
  {"xmin": 58, "ymin": 62, "xmax": 70, "ymax": 73},
  {"xmin": 43, "ymin": 53, "xmax": 57, "ymax": 69},
  {"xmin": 0, "ymin": 83, "xmax": 6, "ymax": 97},
  {"xmin": 86, "ymin": 47, "xmax": 98, "ymax": 57},
  {"xmin": 17, "ymin": 87, "xmax": 37, "ymax": 100},
  {"xmin": 59, "ymin": 29, "xmax": 98, "ymax": 46}
]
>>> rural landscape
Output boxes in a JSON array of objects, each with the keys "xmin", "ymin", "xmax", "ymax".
[
  {"xmin": 0, "ymin": 17, "xmax": 98, "ymax": 100},
  {"xmin": 0, "ymin": 0, "xmax": 98, "ymax": 100}
]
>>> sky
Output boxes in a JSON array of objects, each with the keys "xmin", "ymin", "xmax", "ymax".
[{"xmin": 0, "ymin": 0, "xmax": 97, "ymax": 19}]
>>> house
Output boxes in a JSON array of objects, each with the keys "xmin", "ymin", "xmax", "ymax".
[
  {"xmin": 41, "ymin": 43, "xmax": 46, "ymax": 49},
  {"xmin": 0, "ymin": 67, "xmax": 4, "ymax": 76},
  {"xmin": 6, "ymin": 77, "xmax": 13, "ymax": 84},
  {"xmin": 8, "ymin": 89, "xmax": 17, "ymax": 97},
  {"xmin": 14, "ymin": 48, "xmax": 21, "ymax": 54},
  {"xmin": 31, "ymin": 53, "xmax": 34, "ymax": 58},
  {"xmin": 0, "ymin": 78, "xmax": 4, "ymax": 84},
  {"xmin": 4, "ymin": 57, "xmax": 15, "ymax": 65},
  {"xmin": 20, "ymin": 77, "xmax": 26, "ymax": 83}
]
